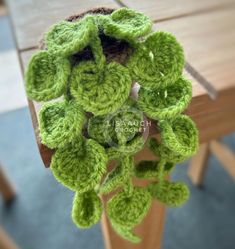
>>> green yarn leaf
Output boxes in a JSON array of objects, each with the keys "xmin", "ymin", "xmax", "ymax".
[
  {"xmin": 107, "ymin": 187, "xmax": 151, "ymax": 242},
  {"xmin": 148, "ymin": 181, "xmax": 190, "ymax": 207},
  {"xmin": 45, "ymin": 16, "xmax": 97, "ymax": 56},
  {"xmin": 106, "ymin": 135, "xmax": 145, "ymax": 160},
  {"xmin": 39, "ymin": 100, "xmax": 86, "ymax": 149},
  {"xmin": 51, "ymin": 138, "xmax": 107, "ymax": 192},
  {"xmin": 138, "ymin": 77, "xmax": 192, "ymax": 120},
  {"xmin": 99, "ymin": 156, "xmax": 134, "ymax": 194},
  {"xmin": 101, "ymin": 8, "xmax": 152, "ymax": 42},
  {"xmin": 127, "ymin": 31, "xmax": 184, "ymax": 89},
  {"xmin": 72, "ymin": 190, "xmax": 102, "ymax": 228},
  {"xmin": 159, "ymin": 115, "xmax": 199, "ymax": 157},
  {"xmin": 135, "ymin": 160, "xmax": 174, "ymax": 179},
  {"xmin": 148, "ymin": 137, "xmax": 188, "ymax": 163},
  {"xmin": 70, "ymin": 60, "xmax": 132, "ymax": 116},
  {"xmin": 25, "ymin": 50, "xmax": 71, "ymax": 101}
]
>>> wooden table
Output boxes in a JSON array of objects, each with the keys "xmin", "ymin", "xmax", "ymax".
[{"xmin": 6, "ymin": 0, "xmax": 235, "ymax": 248}]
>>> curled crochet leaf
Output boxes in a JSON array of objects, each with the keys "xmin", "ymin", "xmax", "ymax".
[
  {"xmin": 148, "ymin": 137, "xmax": 187, "ymax": 163},
  {"xmin": 99, "ymin": 156, "xmax": 133, "ymax": 194},
  {"xmin": 51, "ymin": 138, "xmax": 107, "ymax": 192},
  {"xmin": 107, "ymin": 187, "xmax": 151, "ymax": 242},
  {"xmin": 138, "ymin": 77, "xmax": 192, "ymax": 120},
  {"xmin": 25, "ymin": 51, "xmax": 70, "ymax": 101},
  {"xmin": 127, "ymin": 31, "xmax": 184, "ymax": 89},
  {"xmin": 101, "ymin": 8, "xmax": 152, "ymax": 42},
  {"xmin": 159, "ymin": 115, "xmax": 199, "ymax": 157},
  {"xmin": 45, "ymin": 16, "xmax": 97, "ymax": 56},
  {"xmin": 148, "ymin": 181, "xmax": 189, "ymax": 207},
  {"xmin": 70, "ymin": 60, "xmax": 132, "ymax": 116},
  {"xmin": 72, "ymin": 190, "xmax": 102, "ymax": 228},
  {"xmin": 39, "ymin": 100, "xmax": 86, "ymax": 149},
  {"xmin": 135, "ymin": 160, "xmax": 174, "ymax": 179}
]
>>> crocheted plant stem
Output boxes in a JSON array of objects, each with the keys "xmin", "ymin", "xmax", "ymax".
[
  {"xmin": 127, "ymin": 31, "xmax": 184, "ymax": 89},
  {"xmin": 99, "ymin": 156, "xmax": 134, "ymax": 194},
  {"xmin": 51, "ymin": 138, "xmax": 107, "ymax": 192},
  {"xmin": 138, "ymin": 77, "xmax": 192, "ymax": 120},
  {"xmin": 72, "ymin": 190, "xmax": 102, "ymax": 228},
  {"xmin": 39, "ymin": 100, "xmax": 86, "ymax": 149},
  {"xmin": 25, "ymin": 50, "xmax": 71, "ymax": 102}
]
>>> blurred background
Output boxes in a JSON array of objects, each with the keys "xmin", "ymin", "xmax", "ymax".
[{"xmin": 0, "ymin": 0, "xmax": 235, "ymax": 248}]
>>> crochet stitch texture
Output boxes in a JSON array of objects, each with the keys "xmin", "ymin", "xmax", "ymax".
[{"xmin": 25, "ymin": 7, "xmax": 199, "ymax": 243}]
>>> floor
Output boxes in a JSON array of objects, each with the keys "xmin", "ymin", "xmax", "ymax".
[{"xmin": 0, "ymin": 14, "xmax": 235, "ymax": 249}]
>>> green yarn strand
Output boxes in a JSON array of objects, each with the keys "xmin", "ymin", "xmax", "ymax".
[
  {"xmin": 25, "ymin": 51, "xmax": 71, "ymax": 101},
  {"xmin": 72, "ymin": 190, "xmax": 102, "ymax": 228}
]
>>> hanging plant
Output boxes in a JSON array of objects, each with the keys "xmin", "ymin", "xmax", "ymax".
[{"xmin": 25, "ymin": 7, "xmax": 199, "ymax": 243}]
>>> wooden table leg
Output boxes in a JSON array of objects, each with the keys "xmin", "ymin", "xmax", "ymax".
[
  {"xmin": 210, "ymin": 140, "xmax": 235, "ymax": 180},
  {"xmin": 0, "ymin": 227, "xmax": 20, "ymax": 249},
  {"xmin": 188, "ymin": 143, "xmax": 210, "ymax": 186},
  {"xmin": 0, "ymin": 164, "xmax": 16, "ymax": 202}
]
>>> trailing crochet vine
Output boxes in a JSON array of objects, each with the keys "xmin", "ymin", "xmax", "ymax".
[{"xmin": 25, "ymin": 7, "xmax": 199, "ymax": 243}]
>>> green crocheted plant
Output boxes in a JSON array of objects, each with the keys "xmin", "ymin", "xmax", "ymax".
[{"xmin": 25, "ymin": 7, "xmax": 199, "ymax": 243}]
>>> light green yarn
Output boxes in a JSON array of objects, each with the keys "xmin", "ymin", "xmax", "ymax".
[
  {"xmin": 72, "ymin": 190, "xmax": 102, "ymax": 228},
  {"xmin": 159, "ymin": 115, "xmax": 199, "ymax": 157},
  {"xmin": 107, "ymin": 187, "xmax": 151, "ymax": 243},
  {"xmin": 127, "ymin": 31, "xmax": 184, "ymax": 89},
  {"xmin": 24, "ymin": 7, "xmax": 199, "ymax": 243},
  {"xmin": 138, "ymin": 77, "xmax": 192, "ymax": 120},
  {"xmin": 39, "ymin": 100, "xmax": 86, "ymax": 149},
  {"xmin": 51, "ymin": 138, "xmax": 107, "ymax": 192},
  {"xmin": 101, "ymin": 8, "xmax": 152, "ymax": 42},
  {"xmin": 148, "ymin": 181, "xmax": 190, "ymax": 207},
  {"xmin": 25, "ymin": 50, "xmax": 71, "ymax": 101},
  {"xmin": 99, "ymin": 156, "xmax": 133, "ymax": 194},
  {"xmin": 70, "ymin": 60, "xmax": 132, "ymax": 116},
  {"xmin": 45, "ymin": 16, "xmax": 97, "ymax": 56}
]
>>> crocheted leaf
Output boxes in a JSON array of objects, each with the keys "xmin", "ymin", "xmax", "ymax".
[
  {"xmin": 99, "ymin": 156, "xmax": 133, "ymax": 194},
  {"xmin": 72, "ymin": 190, "xmax": 102, "ymax": 228},
  {"xmin": 135, "ymin": 160, "xmax": 174, "ymax": 179},
  {"xmin": 106, "ymin": 135, "xmax": 145, "ymax": 160},
  {"xmin": 107, "ymin": 187, "xmax": 151, "ymax": 227},
  {"xmin": 39, "ymin": 100, "xmax": 86, "ymax": 149},
  {"xmin": 159, "ymin": 115, "xmax": 199, "ymax": 157},
  {"xmin": 110, "ymin": 221, "xmax": 141, "ymax": 243},
  {"xmin": 51, "ymin": 139, "xmax": 107, "ymax": 192},
  {"xmin": 25, "ymin": 51, "xmax": 70, "ymax": 101},
  {"xmin": 148, "ymin": 181, "xmax": 190, "ymax": 207},
  {"xmin": 148, "ymin": 137, "xmax": 188, "ymax": 163},
  {"xmin": 101, "ymin": 8, "xmax": 152, "ymax": 42},
  {"xmin": 45, "ymin": 16, "xmax": 97, "ymax": 56},
  {"xmin": 127, "ymin": 31, "xmax": 184, "ymax": 89},
  {"xmin": 70, "ymin": 60, "xmax": 132, "ymax": 116},
  {"xmin": 138, "ymin": 77, "xmax": 192, "ymax": 120}
]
